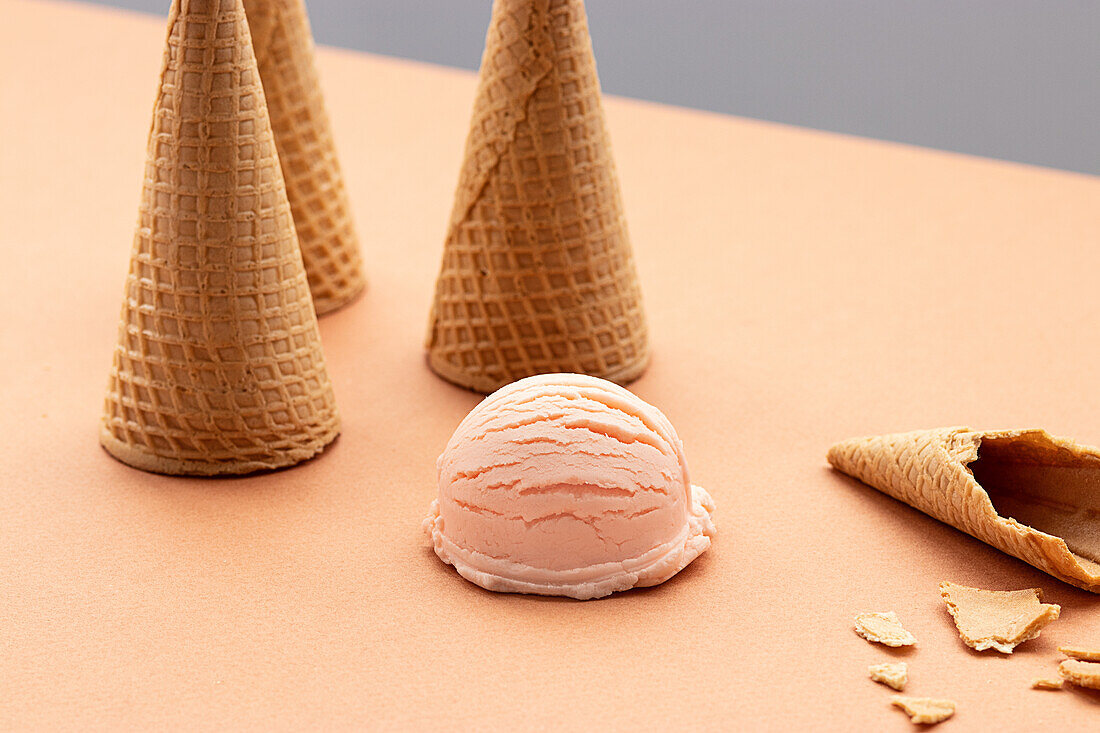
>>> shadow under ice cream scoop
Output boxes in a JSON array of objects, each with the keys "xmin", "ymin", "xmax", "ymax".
[{"xmin": 424, "ymin": 373, "xmax": 715, "ymax": 600}]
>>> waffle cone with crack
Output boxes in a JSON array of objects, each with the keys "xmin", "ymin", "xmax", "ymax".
[
  {"xmin": 828, "ymin": 427, "xmax": 1100, "ymax": 592},
  {"xmin": 243, "ymin": 0, "xmax": 364, "ymax": 315},
  {"xmin": 100, "ymin": 0, "xmax": 340, "ymax": 475},
  {"xmin": 425, "ymin": 0, "xmax": 649, "ymax": 393}
]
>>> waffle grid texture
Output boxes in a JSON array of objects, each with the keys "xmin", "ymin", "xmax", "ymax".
[
  {"xmin": 426, "ymin": 0, "xmax": 649, "ymax": 394},
  {"xmin": 100, "ymin": 0, "xmax": 340, "ymax": 475},
  {"xmin": 244, "ymin": 0, "xmax": 364, "ymax": 315},
  {"xmin": 827, "ymin": 427, "xmax": 1100, "ymax": 592}
]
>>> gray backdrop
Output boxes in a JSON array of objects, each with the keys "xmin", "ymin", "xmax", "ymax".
[{"xmin": 85, "ymin": 0, "xmax": 1099, "ymax": 176}]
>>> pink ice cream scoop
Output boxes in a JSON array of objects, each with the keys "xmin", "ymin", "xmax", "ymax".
[{"xmin": 424, "ymin": 373, "xmax": 715, "ymax": 600}]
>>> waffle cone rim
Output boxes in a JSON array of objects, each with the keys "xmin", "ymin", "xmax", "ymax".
[
  {"xmin": 426, "ymin": 347, "xmax": 649, "ymax": 395},
  {"xmin": 99, "ymin": 421, "xmax": 339, "ymax": 477}
]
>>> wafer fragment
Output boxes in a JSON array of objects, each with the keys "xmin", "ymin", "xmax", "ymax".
[
  {"xmin": 854, "ymin": 612, "xmax": 917, "ymax": 647},
  {"xmin": 827, "ymin": 428, "xmax": 1100, "ymax": 593},
  {"xmin": 891, "ymin": 697, "xmax": 955, "ymax": 725},
  {"xmin": 425, "ymin": 0, "xmax": 649, "ymax": 393},
  {"xmin": 99, "ymin": 0, "xmax": 340, "ymax": 475},
  {"xmin": 1059, "ymin": 659, "xmax": 1100, "ymax": 690},
  {"xmin": 939, "ymin": 582, "xmax": 1059, "ymax": 653},
  {"xmin": 1059, "ymin": 643, "xmax": 1100, "ymax": 661},
  {"xmin": 1031, "ymin": 677, "xmax": 1063, "ymax": 690},
  {"xmin": 869, "ymin": 662, "xmax": 908, "ymax": 691}
]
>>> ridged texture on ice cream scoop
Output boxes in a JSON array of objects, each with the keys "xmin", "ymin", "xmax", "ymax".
[{"xmin": 425, "ymin": 373, "xmax": 715, "ymax": 599}]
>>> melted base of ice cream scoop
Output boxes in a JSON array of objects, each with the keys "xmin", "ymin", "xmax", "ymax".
[
  {"xmin": 970, "ymin": 436, "xmax": 1100, "ymax": 566},
  {"xmin": 426, "ymin": 484, "xmax": 715, "ymax": 600}
]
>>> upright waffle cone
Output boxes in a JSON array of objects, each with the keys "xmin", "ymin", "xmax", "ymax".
[
  {"xmin": 243, "ymin": 0, "xmax": 364, "ymax": 315},
  {"xmin": 100, "ymin": 0, "xmax": 340, "ymax": 476},
  {"xmin": 426, "ymin": 0, "xmax": 649, "ymax": 393},
  {"xmin": 828, "ymin": 428, "xmax": 1100, "ymax": 592}
]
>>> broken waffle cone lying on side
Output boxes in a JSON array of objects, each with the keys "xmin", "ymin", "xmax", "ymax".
[
  {"xmin": 243, "ymin": 0, "xmax": 364, "ymax": 315},
  {"xmin": 100, "ymin": 0, "xmax": 340, "ymax": 475},
  {"xmin": 827, "ymin": 428, "xmax": 1100, "ymax": 592},
  {"xmin": 425, "ymin": 0, "xmax": 649, "ymax": 393}
]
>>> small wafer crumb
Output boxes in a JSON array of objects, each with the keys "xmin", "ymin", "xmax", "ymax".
[
  {"xmin": 939, "ymin": 581, "xmax": 1059, "ymax": 653},
  {"xmin": 854, "ymin": 611, "xmax": 917, "ymax": 647},
  {"xmin": 869, "ymin": 662, "xmax": 908, "ymax": 691},
  {"xmin": 1031, "ymin": 677, "xmax": 1063, "ymax": 690},
  {"xmin": 1058, "ymin": 644, "xmax": 1100, "ymax": 662},
  {"xmin": 891, "ymin": 697, "xmax": 955, "ymax": 725},
  {"xmin": 1059, "ymin": 659, "xmax": 1100, "ymax": 690}
]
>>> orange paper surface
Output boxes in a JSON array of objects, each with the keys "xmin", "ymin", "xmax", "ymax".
[{"xmin": 2, "ymin": 1, "xmax": 1099, "ymax": 729}]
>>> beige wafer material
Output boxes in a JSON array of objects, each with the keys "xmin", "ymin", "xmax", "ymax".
[
  {"xmin": 890, "ymin": 697, "xmax": 955, "ymax": 725},
  {"xmin": 827, "ymin": 428, "xmax": 1100, "ymax": 593},
  {"xmin": 243, "ymin": 0, "xmax": 364, "ymax": 315},
  {"xmin": 100, "ymin": 0, "xmax": 340, "ymax": 475},
  {"xmin": 1030, "ymin": 677, "xmax": 1063, "ymax": 690},
  {"xmin": 425, "ymin": 0, "xmax": 649, "ymax": 393},
  {"xmin": 869, "ymin": 662, "xmax": 908, "ymax": 691},
  {"xmin": 1059, "ymin": 659, "xmax": 1100, "ymax": 690},
  {"xmin": 1059, "ymin": 643, "xmax": 1100, "ymax": 661},
  {"xmin": 854, "ymin": 611, "xmax": 917, "ymax": 647},
  {"xmin": 938, "ymin": 582, "xmax": 1059, "ymax": 653}
]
